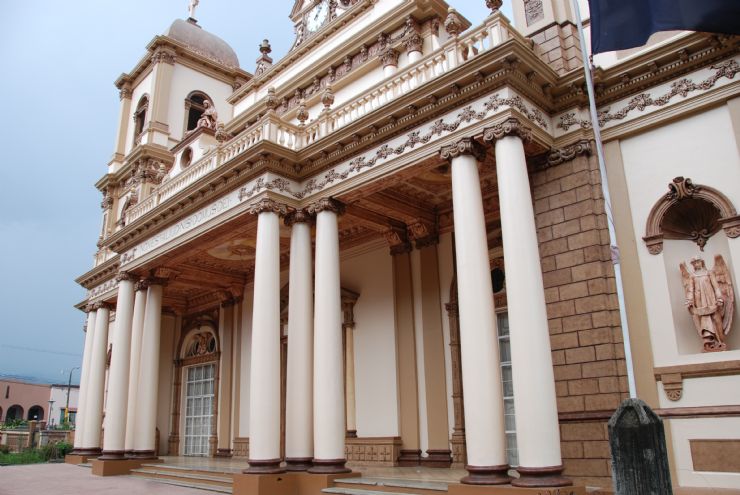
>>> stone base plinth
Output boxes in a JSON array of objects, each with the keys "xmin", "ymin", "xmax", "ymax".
[
  {"xmin": 65, "ymin": 454, "xmax": 90, "ymax": 465},
  {"xmin": 91, "ymin": 459, "xmax": 146, "ymax": 476},
  {"xmin": 233, "ymin": 471, "xmax": 361, "ymax": 495},
  {"xmin": 448, "ymin": 483, "xmax": 587, "ymax": 495}
]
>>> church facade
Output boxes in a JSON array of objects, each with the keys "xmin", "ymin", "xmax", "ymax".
[{"xmin": 71, "ymin": 0, "xmax": 740, "ymax": 491}]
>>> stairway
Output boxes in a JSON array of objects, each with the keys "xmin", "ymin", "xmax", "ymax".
[
  {"xmin": 130, "ymin": 463, "xmax": 234, "ymax": 493},
  {"xmin": 323, "ymin": 477, "xmax": 449, "ymax": 495}
]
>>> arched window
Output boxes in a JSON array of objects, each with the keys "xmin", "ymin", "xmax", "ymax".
[
  {"xmin": 6, "ymin": 405, "xmax": 23, "ymax": 421},
  {"xmin": 133, "ymin": 95, "xmax": 149, "ymax": 141},
  {"xmin": 185, "ymin": 91, "xmax": 212, "ymax": 132},
  {"xmin": 27, "ymin": 405, "xmax": 44, "ymax": 421}
]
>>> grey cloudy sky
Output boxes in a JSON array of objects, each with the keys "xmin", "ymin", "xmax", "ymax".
[{"xmin": 0, "ymin": 0, "xmax": 511, "ymax": 384}]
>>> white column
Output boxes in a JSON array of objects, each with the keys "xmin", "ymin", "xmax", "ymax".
[
  {"xmin": 309, "ymin": 199, "xmax": 350, "ymax": 474},
  {"xmin": 245, "ymin": 199, "xmax": 286, "ymax": 474},
  {"xmin": 72, "ymin": 307, "xmax": 97, "ymax": 453},
  {"xmin": 441, "ymin": 138, "xmax": 509, "ymax": 485},
  {"xmin": 100, "ymin": 273, "xmax": 136, "ymax": 460},
  {"xmin": 81, "ymin": 301, "xmax": 112, "ymax": 455},
  {"xmin": 285, "ymin": 211, "xmax": 314, "ymax": 471},
  {"xmin": 125, "ymin": 282, "xmax": 147, "ymax": 454},
  {"xmin": 487, "ymin": 120, "xmax": 571, "ymax": 488},
  {"xmin": 133, "ymin": 280, "xmax": 163, "ymax": 459}
]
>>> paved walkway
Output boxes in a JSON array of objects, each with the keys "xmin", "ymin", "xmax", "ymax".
[{"xmin": 0, "ymin": 463, "xmax": 223, "ymax": 495}]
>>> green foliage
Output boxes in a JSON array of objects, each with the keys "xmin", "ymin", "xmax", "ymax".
[
  {"xmin": 0, "ymin": 441, "xmax": 73, "ymax": 465},
  {"xmin": 0, "ymin": 450, "xmax": 45, "ymax": 465},
  {"xmin": 0, "ymin": 445, "xmax": 10, "ymax": 455},
  {"xmin": 2, "ymin": 419, "xmax": 28, "ymax": 430}
]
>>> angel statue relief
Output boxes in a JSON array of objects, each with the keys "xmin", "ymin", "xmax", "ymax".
[
  {"xmin": 680, "ymin": 255, "xmax": 735, "ymax": 352},
  {"xmin": 197, "ymin": 100, "xmax": 218, "ymax": 130}
]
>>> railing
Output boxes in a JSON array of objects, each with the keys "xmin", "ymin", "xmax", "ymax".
[{"xmin": 120, "ymin": 14, "xmax": 514, "ymax": 225}]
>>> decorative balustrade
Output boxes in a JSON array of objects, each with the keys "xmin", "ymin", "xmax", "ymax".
[{"xmin": 120, "ymin": 14, "xmax": 514, "ymax": 225}]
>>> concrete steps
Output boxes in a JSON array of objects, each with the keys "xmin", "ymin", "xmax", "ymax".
[
  {"xmin": 130, "ymin": 463, "xmax": 234, "ymax": 493},
  {"xmin": 325, "ymin": 477, "xmax": 449, "ymax": 495}
]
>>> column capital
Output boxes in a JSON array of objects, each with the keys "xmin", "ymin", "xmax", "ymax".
[
  {"xmin": 84, "ymin": 303, "xmax": 95, "ymax": 313},
  {"xmin": 404, "ymin": 33, "xmax": 423, "ymax": 54},
  {"xmin": 92, "ymin": 301, "xmax": 113, "ymax": 311},
  {"xmin": 379, "ymin": 47, "xmax": 400, "ymax": 68},
  {"xmin": 116, "ymin": 271, "xmax": 136, "ymax": 283},
  {"xmin": 407, "ymin": 218, "xmax": 439, "ymax": 248},
  {"xmin": 134, "ymin": 279, "xmax": 150, "ymax": 292},
  {"xmin": 440, "ymin": 137, "xmax": 486, "ymax": 162},
  {"xmin": 482, "ymin": 117, "xmax": 533, "ymax": 143},
  {"xmin": 308, "ymin": 198, "xmax": 345, "ymax": 216},
  {"xmin": 247, "ymin": 197, "xmax": 289, "ymax": 216},
  {"xmin": 383, "ymin": 226, "xmax": 412, "ymax": 256},
  {"xmin": 284, "ymin": 208, "xmax": 313, "ymax": 227},
  {"xmin": 119, "ymin": 87, "xmax": 132, "ymax": 101},
  {"xmin": 151, "ymin": 48, "xmax": 176, "ymax": 65}
]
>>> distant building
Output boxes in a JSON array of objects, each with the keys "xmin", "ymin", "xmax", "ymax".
[
  {"xmin": 50, "ymin": 385, "xmax": 80, "ymax": 427},
  {"xmin": 0, "ymin": 380, "xmax": 79, "ymax": 426},
  {"xmin": 71, "ymin": 0, "xmax": 739, "ymax": 491}
]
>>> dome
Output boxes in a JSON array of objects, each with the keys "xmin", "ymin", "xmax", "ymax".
[{"xmin": 164, "ymin": 19, "xmax": 239, "ymax": 69}]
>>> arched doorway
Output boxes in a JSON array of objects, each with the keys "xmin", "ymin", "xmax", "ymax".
[
  {"xmin": 6, "ymin": 405, "xmax": 23, "ymax": 421},
  {"xmin": 27, "ymin": 405, "xmax": 44, "ymax": 421}
]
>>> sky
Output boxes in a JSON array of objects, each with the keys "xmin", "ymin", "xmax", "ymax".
[{"xmin": 0, "ymin": 0, "xmax": 513, "ymax": 385}]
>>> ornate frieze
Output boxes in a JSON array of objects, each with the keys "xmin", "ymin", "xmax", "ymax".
[
  {"xmin": 246, "ymin": 197, "xmax": 289, "ymax": 216},
  {"xmin": 439, "ymin": 137, "xmax": 487, "ymax": 162},
  {"xmin": 482, "ymin": 117, "xmax": 533, "ymax": 143},
  {"xmin": 547, "ymin": 140, "xmax": 592, "ymax": 167},
  {"xmin": 558, "ymin": 59, "xmax": 740, "ymax": 131},
  {"xmin": 239, "ymin": 176, "xmax": 292, "ymax": 202},
  {"xmin": 308, "ymin": 197, "xmax": 345, "ymax": 215}
]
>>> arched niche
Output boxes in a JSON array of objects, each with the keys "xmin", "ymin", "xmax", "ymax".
[
  {"xmin": 643, "ymin": 176, "xmax": 740, "ymax": 255},
  {"xmin": 27, "ymin": 405, "xmax": 44, "ymax": 421}
]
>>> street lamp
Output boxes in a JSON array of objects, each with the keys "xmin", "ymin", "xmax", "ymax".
[{"xmin": 64, "ymin": 367, "xmax": 80, "ymax": 425}]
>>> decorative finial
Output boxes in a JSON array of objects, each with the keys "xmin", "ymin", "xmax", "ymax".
[
  {"xmin": 255, "ymin": 40, "xmax": 273, "ymax": 77},
  {"xmin": 486, "ymin": 0, "xmax": 503, "ymax": 13},
  {"xmin": 188, "ymin": 0, "xmax": 200, "ymax": 20},
  {"xmin": 444, "ymin": 8, "xmax": 464, "ymax": 37}
]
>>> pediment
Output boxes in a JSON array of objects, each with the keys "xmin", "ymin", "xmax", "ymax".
[{"xmin": 290, "ymin": 0, "xmax": 316, "ymax": 20}]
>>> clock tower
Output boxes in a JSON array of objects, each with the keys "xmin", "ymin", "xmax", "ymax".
[{"xmin": 289, "ymin": 0, "xmax": 359, "ymax": 49}]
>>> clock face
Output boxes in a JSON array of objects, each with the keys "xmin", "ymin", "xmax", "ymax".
[{"xmin": 306, "ymin": 1, "xmax": 330, "ymax": 32}]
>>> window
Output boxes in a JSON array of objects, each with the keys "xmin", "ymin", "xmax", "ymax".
[
  {"xmin": 185, "ymin": 91, "xmax": 210, "ymax": 132},
  {"xmin": 27, "ymin": 405, "xmax": 44, "ymax": 421},
  {"xmin": 497, "ymin": 313, "xmax": 518, "ymax": 466},
  {"xmin": 133, "ymin": 95, "xmax": 149, "ymax": 141}
]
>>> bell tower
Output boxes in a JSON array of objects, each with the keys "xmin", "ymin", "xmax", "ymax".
[{"xmin": 510, "ymin": 0, "xmax": 584, "ymax": 74}]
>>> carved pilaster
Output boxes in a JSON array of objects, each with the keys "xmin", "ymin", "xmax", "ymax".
[
  {"xmin": 439, "ymin": 137, "xmax": 486, "ymax": 162},
  {"xmin": 445, "ymin": 301, "xmax": 466, "ymax": 467},
  {"xmin": 296, "ymin": 99, "xmax": 309, "ymax": 124},
  {"xmin": 321, "ymin": 85, "xmax": 335, "ymax": 111},
  {"xmin": 407, "ymin": 219, "xmax": 439, "ymax": 248},
  {"xmin": 547, "ymin": 140, "xmax": 592, "ymax": 167},
  {"xmin": 151, "ymin": 48, "xmax": 176, "ymax": 65},
  {"xmin": 307, "ymin": 197, "xmax": 345, "ymax": 215},
  {"xmin": 482, "ymin": 117, "xmax": 533, "ymax": 143},
  {"xmin": 247, "ymin": 198, "xmax": 289, "ymax": 217},
  {"xmin": 265, "ymin": 87, "xmax": 279, "ymax": 111}
]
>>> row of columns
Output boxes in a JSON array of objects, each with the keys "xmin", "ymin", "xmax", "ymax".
[
  {"xmin": 440, "ymin": 118, "xmax": 569, "ymax": 487},
  {"xmin": 72, "ymin": 275, "xmax": 165, "ymax": 460},
  {"xmin": 245, "ymin": 197, "xmax": 350, "ymax": 475},
  {"xmin": 74, "ymin": 116, "xmax": 568, "ymax": 488}
]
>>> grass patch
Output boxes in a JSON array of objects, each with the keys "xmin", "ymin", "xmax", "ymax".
[{"xmin": 0, "ymin": 450, "xmax": 46, "ymax": 466}]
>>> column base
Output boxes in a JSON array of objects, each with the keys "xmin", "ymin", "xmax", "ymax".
[
  {"xmin": 72, "ymin": 447, "xmax": 102, "ymax": 457},
  {"xmin": 129, "ymin": 450, "xmax": 158, "ymax": 460},
  {"xmin": 285, "ymin": 457, "xmax": 313, "ymax": 471},
  {"xmin": 421, "ymin": 449, "xmax": 453, "ymax": 468},
  {"xmin": 461, "ymin": 464, "xmax": 512, "ymax": 485},
  {"xmin": 448, "ymin": 483, "xmax": 587, "ymax": 494},
  {"xmin": 307, "ymin": 458, "xmax": 351, "ymax": 474},
  {"xmin": 243, "ymin": 458, "xmax": 285, "ymax": 474},
  {"xmin": 98, "ymin": 450, "xmax": 127, "ymax": 461},
  {"xmin": 65, "ymin": 454, "xmax": 90, "ymax": 465},
  {"xmin": 91, "ymin": 458, "xmax": 145, "ymax": 476},
  {"xmin": 512, "ymin": 465, "xmax": 572, "ymax": 488},
  {"xmin": 397, "ymin": 449, "xmax": 422, "ymax": 466},
  {"xmin": 215, "ymin": 448, "xmax": 233, "ymax": 458}
]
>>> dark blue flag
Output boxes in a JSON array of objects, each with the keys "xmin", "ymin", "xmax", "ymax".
[{"xmin": 589, "ymin": 0, "xmax": 740, "ymax": 54}]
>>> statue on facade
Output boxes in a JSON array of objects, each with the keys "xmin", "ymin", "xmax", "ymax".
[
  {"xmin": 197, "ymin": 100, "xmax": 218, "ymax": 129},
  {"xmin": 680, "ymin": 255, "xmax": 735, "ymax": 352}
]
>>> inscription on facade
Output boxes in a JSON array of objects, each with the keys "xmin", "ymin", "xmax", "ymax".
[{"xmin": 524, "ymin": 0, "xmax": 544, "ymax": 26}]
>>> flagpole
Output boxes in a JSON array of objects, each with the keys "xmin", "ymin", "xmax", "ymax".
[{"xmin": 571, "ymin": 0, "xmax": 637, "ymax": 399}]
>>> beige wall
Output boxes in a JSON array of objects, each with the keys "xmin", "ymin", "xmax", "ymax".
[
  {"xmin": 156, "ymin": 314, "xmax": 177, "ymax": 455},
  {"xmin": 341, "ymin": 244, "xmax": 400, "ymax": 437}
]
